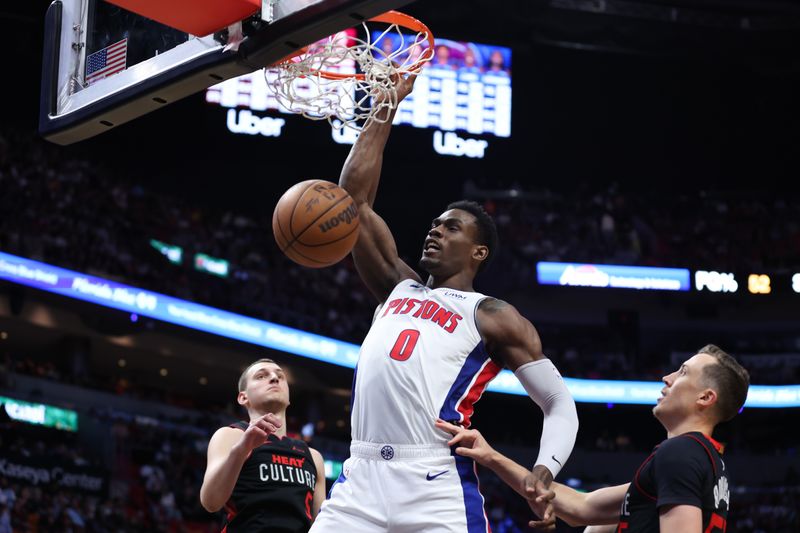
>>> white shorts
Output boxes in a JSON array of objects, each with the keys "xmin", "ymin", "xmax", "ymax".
[{"xmin": 309, "ymin": 441, "xmax": 489, "ymax": 533}]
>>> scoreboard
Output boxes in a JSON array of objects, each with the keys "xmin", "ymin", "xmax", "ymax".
[
  {"xmin": 384, "ymin": 36, "xmax": 512, "ymax": 137},
  {"xmin": 205, "ymin": 33, "xmax": 512, "ymax": 158}
]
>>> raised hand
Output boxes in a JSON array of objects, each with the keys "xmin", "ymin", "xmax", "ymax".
[
  {"xmin": 394, "ymin": 71, "xmax": 417, "ymax": 103},
  {"xmin": 239, "ymin": 412, "xmax": 282, "ymax": 453}
]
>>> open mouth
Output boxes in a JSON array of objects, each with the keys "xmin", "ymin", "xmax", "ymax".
[{"xmin": 424, "ymin": 239, "xmax": 441, "ymax": 253}]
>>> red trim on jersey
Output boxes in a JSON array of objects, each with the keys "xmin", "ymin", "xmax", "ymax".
[
  {"xmin": 456, "ymin": 360, "xmax": 501, "ymax": 428},
  {"xmin": 633, "ymin": 451, "xmax": 658, "ymax": 502},
  {"xmin": 705, "ymin": 512, "xmax": 727, "ymax": 533},
  {"xmin": 222, "ymin": 506, "xmax": 236, "ymax": 533},
  {"xmin": 224, "ymin": 500, "xmax": 237, "ymax": 516},
  {"xmin": 704, "ymin": 434, "xmax": 724, "ymax": 454},
  {"xmin": 682, "ymin": 434, "xmax": 718, "ymax": 476}
]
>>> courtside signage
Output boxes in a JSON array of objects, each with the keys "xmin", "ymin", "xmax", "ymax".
[
  {"xmin": 0, "ymin": 395, "xmax": 78, "ymax": 431},
  {"xmin": 1, "ymin": 252, "xmax": 794, "ymax": 407},
  {"xmin": 537, "ymin": 262, "xmax": 691, "ymax": 291}
]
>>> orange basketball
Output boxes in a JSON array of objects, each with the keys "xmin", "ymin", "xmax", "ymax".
[{"xmin": 272, "ymin": 180, "xmax": 360, "ymax": 268}]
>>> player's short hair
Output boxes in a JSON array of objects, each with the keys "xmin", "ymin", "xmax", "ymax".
[
  {"xmin": 447, "ymin": 200, "xmax": 498, "ymax": 272},
  {"xmin": 698, "ymin": 344, "xmax": 750, "ymax": 422},
  {"xmin": 238, "ymin": 358, "xmax": 278, "ymax": 392}
]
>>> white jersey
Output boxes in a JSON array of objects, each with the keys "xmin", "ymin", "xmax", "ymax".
[{"xmin": 351, "ymin": 279, "xmax": 502, "ymax": 445}]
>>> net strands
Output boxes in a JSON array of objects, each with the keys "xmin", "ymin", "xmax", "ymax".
[{"xmin": 264, "ymin": 16, "xmax": 433, "ymax": 130}]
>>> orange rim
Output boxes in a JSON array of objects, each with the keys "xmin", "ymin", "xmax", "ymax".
[{"xmin": 273, "ymin": 10, "xmax": 435, "ymax": 81}]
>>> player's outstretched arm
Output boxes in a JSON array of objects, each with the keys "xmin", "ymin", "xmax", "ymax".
[
  {"xmin": 434, "ymin": 420, "xmax": 626, "ymax": 530},
  {"xmin": 543, "ymin": 482, "xmax": 630, "ymax": 528},
  {"xmin": 477, "ymin": 298, "xmax": 579, "ymax": 485},
  {"xmin": 200, "ymin": 413, "xmax": 281, "ymax": 512},
  {"xmin": 339, "ymin": 75, "xmax": 421, "ymax": 302}
]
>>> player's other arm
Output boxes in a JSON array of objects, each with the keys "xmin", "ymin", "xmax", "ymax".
[
  {"xmin": 200, "ymin": 414, "xmax": 281, "ymax": 512},
  {"xmin": 309, "ymin": 448, "xmax": 327, "ymax": 518},
  {"xmin": 478, "ymin": 298, "xmax": 579, "ymax": 483},
  {"xmin": 549, "ymin": 483, "xmax": 630, "ymax": 527},
  {"xmin": 200, "ymin": 427, "xmax": 250, "ymax": 512},
  {"xmin": 339, "ymin": 75, "xmax": 421, "ymax": 301},
  {"xmin": 435, "ymin": 420, "xmax": 624, "ymax": 529}
]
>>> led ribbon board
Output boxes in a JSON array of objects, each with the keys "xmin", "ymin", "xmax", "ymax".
[
  {"xmin": 537, "ymin": 262, "xmax": 691, "ymax": 291},
  {"xmin": 484, "ymin": 374, "xmax": 799, "ymax": 408},
  {"xmin": 0, "ymin": 251, "xmax": 360, "ymax": 368},
  {"xmin": 0, "ymin": 252, "xmax": 794, "ymax": 407}
]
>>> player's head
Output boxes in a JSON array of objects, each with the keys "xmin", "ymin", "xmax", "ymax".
[
  {"xmin": 237, "ymin": 358, "xmax": 290, "ymax": 413},
  {"xmin": 654, "ymin": 345, "xmax": 749, "ymax": 429},
  {"xmin": 420, "ymin": 200, "xmax": 498, "ymax": 279}
]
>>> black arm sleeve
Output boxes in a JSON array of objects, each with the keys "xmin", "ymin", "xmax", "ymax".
[{"xmin": 653, "ymin": 436, "xmax": 709, "ymax": 509}]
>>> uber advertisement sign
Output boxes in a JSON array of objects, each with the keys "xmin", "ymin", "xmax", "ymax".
[
  {"xmin": 217, "ymin": 99, "xmax": 495, "ymax": 159},
  {"xmin": 205, "ymin": 36, "xmax": 512, "ymax": 160}
]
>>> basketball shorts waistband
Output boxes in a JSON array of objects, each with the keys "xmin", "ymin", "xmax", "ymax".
[{"xmin": 350, "ymin": 440, "xmax": 452, "ymax": 461}]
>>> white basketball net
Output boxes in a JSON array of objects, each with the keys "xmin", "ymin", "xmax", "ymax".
[{"xmin": 264, "ymin": 20, "xmax": 432, "ymax": 130}]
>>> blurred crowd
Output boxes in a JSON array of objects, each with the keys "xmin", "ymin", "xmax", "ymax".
[
  {"xmin": 0, "ymin": 131, "xmax": 373, "ymax": 345},
  {"xmin": 1, "ymin": 419, "xmax": 797, "ymax": 533},
  {"xmin": 0, "ymin": 398, "xmax": 574, "ymax": 533},
  {"xmin": 3, "ymin": 130, "xmax": 800, "ymax": 386},
  {"xmin": 467, "ymin": 178, "xmax": 800, "ymax": 274},
  {"xmin": 0, "ymin": 413, "xmax": 216, "ymax": 533}
]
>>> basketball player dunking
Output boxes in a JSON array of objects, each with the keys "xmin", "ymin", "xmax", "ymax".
[
  {"xmin": 201, "ymin": 359, "xmax": 327, "ymax": 533},
  {"xmin": 308, "ymin": 75, "xmax": 579, "ymax": 532}
]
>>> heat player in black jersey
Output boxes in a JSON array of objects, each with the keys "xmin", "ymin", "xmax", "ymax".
[
  {"xmin": 434, "ymin": 344, "xmax": 750, "ymax": 533},
  {"xmin": 200, "ymin": 359, "xmax": 327, "ymax": 533}
]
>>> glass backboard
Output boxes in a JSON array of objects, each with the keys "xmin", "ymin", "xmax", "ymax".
[{"xmin": 40, "ymin": 0, "xmax": 410, "ymax": 145}]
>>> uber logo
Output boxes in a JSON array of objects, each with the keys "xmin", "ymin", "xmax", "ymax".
[
  {"xmin": 226, "ymin": 109, "xmax": 285, "ymax": 137},
  {"xmin": 433, "ymin": 131, "xmax": 488, "ymax": 158}
]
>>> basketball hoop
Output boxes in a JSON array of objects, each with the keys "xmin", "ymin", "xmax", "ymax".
[{"xmin": 264, "ymin": 11, "xmax": 434, "ymax": 130}]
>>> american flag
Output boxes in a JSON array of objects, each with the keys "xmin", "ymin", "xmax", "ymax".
[{"xmin": 85, "ymin": 38, "xmax": 128, "ymax": 85}]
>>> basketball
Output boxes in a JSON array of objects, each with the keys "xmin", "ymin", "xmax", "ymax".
[{"xmin": 272, "ymin": 179, "xmax": 360, "ymax": 268}]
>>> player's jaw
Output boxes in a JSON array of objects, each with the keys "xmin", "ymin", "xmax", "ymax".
[
  {"xmin": 653, "ymin": 354, "xmax": 712, "ymax": 425},
  {"xmin": 419, "ymin": 209, "xmax": 478, "ymax": 276},
  {"xmin": 420, "ymin": 236, "xmax": 470, "ymax": 276}
]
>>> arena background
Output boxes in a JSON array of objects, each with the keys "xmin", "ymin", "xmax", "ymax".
[{"xmin": 2, "ymin": 0, "xmax": 799, "ymax": 531}]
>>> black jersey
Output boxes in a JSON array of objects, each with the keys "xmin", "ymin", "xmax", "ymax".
[
  {"xmin": 223, "ymin": 422, "xmax": 317, "ymax": 533},
  {"xmin": 617, "ymin": 432, "xmax": 729, "ymax": 533}
]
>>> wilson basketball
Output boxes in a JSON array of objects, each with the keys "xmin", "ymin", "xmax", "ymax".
[{"xmin": 272, "ymin": 179, "xmax": 360, "ymax": 268}]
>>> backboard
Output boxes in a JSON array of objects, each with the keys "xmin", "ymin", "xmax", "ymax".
[{"xmin": 40, "ymin": 0, "xmax": 411, "ymax": 145}]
